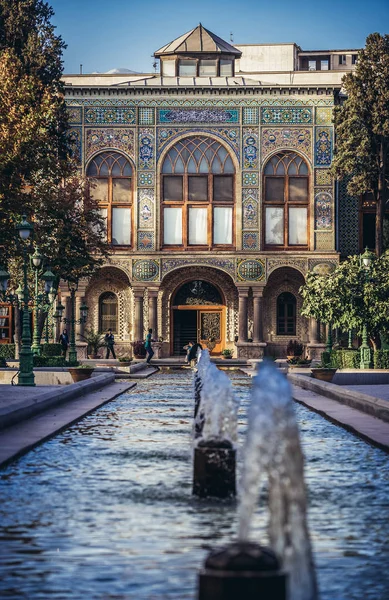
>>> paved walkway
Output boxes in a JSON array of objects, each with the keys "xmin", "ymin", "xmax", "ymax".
[{"xmin": 343, "ymin": 384, "xmax": 389, "ymax": 402}]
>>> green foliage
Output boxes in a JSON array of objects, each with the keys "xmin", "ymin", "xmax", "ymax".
[
  {"xmin": 221, "ymin": 349, "xmax": 233, "ymax": 358},
  {"xmin": 40, "ymin": 343, "xmax": 62, "ymax": 357},
  {"xmin": 131, "ymin": 340, "xmax": 147, "ymax": 358},
  {"xmin": 0, "ymin": 356, "xmax": 7, "ymax": 367},
  {"xmin": 286, "ymin": 340, "xmax": 303, "ymax": 356},
  {"xmin": 287, "ymin": 357, "xmax": 311, "ymax": 365},
  {"xmin": 118, "ymin": 356, "xmax": 132, "ymax": 363},
  {"xmin": 81, "ymin": 328, "xmax": 106, "ymax": 355},
  {"xmin": 0, "ymin": 344, "xmax": 15, "ymax": 359},
  {"xmin": 373, "ymin": 350, "xmax": 389, "ymax": 369},
  {"xmin": 331, "ymin": 33, "xmax": 389, "ymax": 255},
  {"xmin": 33, "ymin": 355, "xmax": 66, "ymax": 367},
  {"xmin": 329, "ymin": 350, "xmax": 360, "ymax": 369}
]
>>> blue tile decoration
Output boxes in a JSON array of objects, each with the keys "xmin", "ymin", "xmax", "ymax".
[
  {"xmin": 237, "ymin": 258, "xmax": 265, "ymax": 281},
  {"xmin": 315, "ymin": 107, "xmax": 333, "ymax": 125},
  {"xmin": 243, "ymin": 107, "xmax": 259, "ymax": 125},
  {"xmin": 68, "ymin": 127, "xmax": 82, "ymax": 164},
  {"xmin": 133, "ymin": 259, "xmax": 159, "ymax": 282},
  {"xmin": 315, "ymin": 127, "xmax": 333, "ymax": 167},
  {"xmin": 139, "ymin": 107, "xmax": 154, "ymax": 125},
  {"xmin": 137, "ymin": 231, "xmax": 155, "ymax": 251},
  {"xmin": 158, "ymin": 108, "xmax": 239, "ymax": 124},
  {"xmin": 84, "ymin": 107, "xmax": 135, "ymax": 125},
  {"xmin": 138, "ymin": 189, "xmax": 154, "ymax": 230},
  {"xmin": 243, "ymin": 172, "xmax": 258, "ymax": 186},
  {"xmin": 66, "ymin": 97, "xmax": 334, "ymax": 107},
  {"xmin": 242, "ymin": 232, "xmax": 259, "ymax": 250},
  {"xmin": 161, "ymin": 258, "xmax": 235, "ymax": 278},
  {"xmin": 315, "ymin": 190, "xmax": 332, "ymax": 229},
  {"xmin": 242, "ymin": 189, "xmax": 259, "ymax": 229},
  {"xmin": 338, "ymin": 178, "xmax": 359, "ymax": 257},
  {"xmin": 261, "ymin": 107, "xmax": 312, "ymax": 124},
  {"xmin": 67, "ymin": 106, "xmax": 82, "ymax": 125},
  {"xmin": 138, "ymin": 172, "xmax": 154, "ymax": 187},
  {"xmin": 262, "ymin": 128, "xmax": 312, "ymax": 159},
  {"xmin": 243, "ymin": 128, "xmax": 258, "ymax": 170},
  {"xmin": 157, "ymin": 127, "xmax": 240, "ymax": 159},
  {"xmin": 139, "ymin": 129, "xmax": 154, "ymax": 170},
  {"xmin": 315, "ymin": 169, "xmax": 332, "ymax": 186},
  {"xmin": 85, "ymin": 128, "xmax": 134, "ymax": 160}
]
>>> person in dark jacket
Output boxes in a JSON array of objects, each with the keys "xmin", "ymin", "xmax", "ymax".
[
  {"xmin": 188, "ymin": 341, "xmax": 202, "ymax": 367},
  {"xmin": 59, "ymin": 329, "xmax": 69, "ymax": 358},
  {"xmin": 105, "ymin": 329, "xmax": 116, "ymax": 359},
  {"xmin": 145, "ymin": 328, "xmax": 154, "ymax": 364}
]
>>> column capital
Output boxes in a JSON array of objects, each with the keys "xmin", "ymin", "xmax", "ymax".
[
  {"xmin": 237, "ymin": 285, "xmax": 250, "ymax": 297},
  {"xmin": 252, "ymin": 286, "xmax": 265, "ymax": 298},
  {"xmin": 133, "ymin": 287, "xmax": 145, "ymax": 299},
  {"xmin": 147, "ymin": 287, "xmax": 160, "ymax": 298}
]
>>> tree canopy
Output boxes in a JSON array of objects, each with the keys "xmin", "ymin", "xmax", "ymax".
[{"xmin": 331, "ymin": 33, "xmax": 389, "ymax": 255}]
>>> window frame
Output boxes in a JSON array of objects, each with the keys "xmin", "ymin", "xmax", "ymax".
[
  {"xmin": 99, "ymin": 291, "xmax": 118, "ymax": 334},
  {"xmin": 263, "ymin": 152, "xmax": 310, "ymax": 250},
  {"xmin": 276, "ymin": 292, "xmax": 297, "ymax": 336},
  {"xmin": 87, "ymin": 152, "xmax": 134, "ymax": 248}
]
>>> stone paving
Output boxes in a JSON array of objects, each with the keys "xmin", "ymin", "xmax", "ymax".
[{"xmin": 343, "ymin": 384, "xmax": 389, "ymax": 402}]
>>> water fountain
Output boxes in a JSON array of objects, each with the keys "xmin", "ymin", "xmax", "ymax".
[
  {"xmin": 199, "ymin": 361, "xmax": 318, "ymax": 600},
  {"xmin": 193, "ymin": 350, "xmax": 240, "ymax": 498}
]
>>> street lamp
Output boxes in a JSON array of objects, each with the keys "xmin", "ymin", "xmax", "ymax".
[
  {"xmin": 15, "ymin": 214, "xmax": 35, "ymax": 386},
  {"xmin": 31, "ymin": 248, "xmax": 44, "ymax": 356},
  {"xmin": 54, "ymin": 283, "xmax": 88, "ymax": 365},
  {"xmin": 359, "ymin": 247, "xmax": 376, "ymax": 370}
]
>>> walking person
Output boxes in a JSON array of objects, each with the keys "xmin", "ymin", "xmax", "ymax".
[
  {"xmin": 59, "ymin": 329, "xmax": 69, "ymax": 358},
  {"xmin": 145, "ymin": 328, "xmax": 154, "ymax": 364},
  {"xmin": 188, "ymin": 341, "xmax": 202, "ymax": 368},
  {"xmin": 105, "ymin": 328, "xmax": 116, "ymax": 359}
]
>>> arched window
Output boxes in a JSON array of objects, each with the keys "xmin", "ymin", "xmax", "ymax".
[
  {"xmin": 277, "ymin": 292, "xmax": 296, "ymax": 336},
  {"xmin": 263, "ymin": 151, "xmax": 309, "ymax": 249},
  {"xmin": 161, "ymin": 136, "xmax": 235, "ymax": 248},
  {"xmin": 87, "ymin": 151, "xmax": 133, "ymax": 246},
  {"xmin": 99, "ymin": 292, "xmax": 118, "ymax": 334}
]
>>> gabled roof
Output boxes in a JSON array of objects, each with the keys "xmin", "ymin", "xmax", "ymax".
[{"xmin": 154, "ymin": 24, "xmax": 242, "ymax": 57}]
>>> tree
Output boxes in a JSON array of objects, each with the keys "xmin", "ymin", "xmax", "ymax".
[
  {"xmin": 331, "ymin": 33, "xmax": 389, "ymax": 256},
  {"xmin": 300, "ymin": 253, "xmax": 389, "ymax": 350}
]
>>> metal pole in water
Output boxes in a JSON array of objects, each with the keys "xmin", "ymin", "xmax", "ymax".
[{"xmin": 193, "ymin": 439, "xmax": 236, "ymax": 498}]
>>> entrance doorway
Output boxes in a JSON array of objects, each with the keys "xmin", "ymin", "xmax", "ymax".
[{"xmin": 171, "ymin": 280, "xmax": 225, "ymax": 356}]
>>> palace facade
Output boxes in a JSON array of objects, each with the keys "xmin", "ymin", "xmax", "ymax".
[{"xmin": 59, "ymin": 25, "xmax": 364, "ymax": 358}]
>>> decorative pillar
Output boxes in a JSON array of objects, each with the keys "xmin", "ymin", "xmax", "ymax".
[
  {"xmin": 238, "ymin": 291, "xmax": 248, "ymax": 343},
  {"xmin": 309, "ymin": 318, "xmax": 319, "ymax": 344},
  {"xmin": 148, "ymin": 289, "xmax": 159, "ymax": 338},
  {"xmin": 252, "ymin": 293, "xmax": 264, "ymax": 343},
  {"xmin": 306, "ymin": 317, "xmax": 326, "ymax": 361},
  {"xmin": 75, "ymin": 296, "xmax": 83, "ymax": 341},
  {"xmin": 133, "ymin": 288, "xmax": 144, "ymax": 341}
]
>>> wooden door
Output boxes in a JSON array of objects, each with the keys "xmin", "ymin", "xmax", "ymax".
[{"xmin": 198, "ymin": 308, "xmax": 223, "ymax": 355}]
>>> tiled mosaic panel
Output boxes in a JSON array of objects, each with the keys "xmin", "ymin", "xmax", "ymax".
[
  {"xmin": 261, "ymin": 128, "xmax": 312, "ymax": 159},
  {"xmin": 67, "ymin": 106, "xmax": 82, "ymax": 125},
  {"xmin": 132, "ymin": 259, "xmax": 159, "ymax": 282},
  {"xmin": 156, "ymin": 127, "xmax": 240, "ymax": 159},
  {"xmin": 137, "ymin": 231, "xmax": 155, "ymax": 251},
  {"xmin": 158, "ymin": 108, "xmax": 239, "ymax": 124},
  {"xmin": 138, "ymin": 189, "xmax": 155, "ymax": 230},
  {"xmin": 68, "ymin": 127, "xmax": 82, "ymax": 164},
  {"xmin": 242, "ymin": 189, "xmax": 259, "ymax": 229},
  {"xmin": 338, "ymin": 178, "xmax": 359, "ymax": 257},
  {"xmin": 84, "ymin": 107, "xmax": 136, "ymax": 125},
  {"xmin": 315, "ymin": 231, "xmax": 335, "ymax": 251},
  {"xmin": 139, "ymin": 107, "xmax": 154, "ymax": 125},
  {"xmin": 261, "ymin": 107, "xmax": 312, "ymax": 124},
  {"xmin": 242, "ymin": 232, "xmax": 259, "ymax": 250},
  {"xmin": 138, "ymin": 172, "xmax": 155, "ymax": 187},
  {"xmin": 161, "ymin": 257, "xmax": 235, "ymax": 278},
  {"xmin": 315, "ymin": 127, "xmax": 333, "ymax": 167},
  {"xmin": 138, "ymin": 129, "xmax": 154, "ymax": 170},
  {"xmin": 243, "ymin": 172, "xmax": 258, "ymax": 186},
  {"xmin": 315, "ymin": 168, "xmax": 332, "ymax": 186},
  {"xmin": 243, "ymin": 107, "xmax": 259, "ymax": 125},
  {"xmin": 67, "ymin": 98, "xmax": 334, "ymax": 107},
  {"xmin": 85, "ymin": 128, "xmax": 135, "ymax": 160},
  {"xmin": 237, "ymin": 258, "xmax": 265, "ymax": 282},
  {"xmin": 243, "ymin": 128, "xmax": 259, "ymax": 170},
  {"xmin": 315, "ymin": 190, "xmax": 332, "ymax": 229},
  {"xmin": 315, "ymin": 107, "xmax": 333, "ymax": 126}
]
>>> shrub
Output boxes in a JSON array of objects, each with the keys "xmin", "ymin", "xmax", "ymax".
[
  {"xmin": 373, "ymin": 350, "xmax": 389, "ymax": 369},
  {"xmin": 33, "ymin": 355, "xmax": 66, "ymax": 367},
  {"xmin": 0, "ymin": 344, "xmax": 15, "ymax": 359},
  {"xmin": 118, "ymin": 356, "xmax": 132, "ymax": 362},
  {"xmin": 0, "ymin": 357, "xmax": 7, "ymax": 367},
  {"xmin": 81, "ymin": 328, "xmax": 106, "ymax": 355},
  {"xmin": 131, "ymin": 340, "xmax": 146, "ymax": 357},
  {"xmin": 328, "ymin": 350, "xmax": 360, "ymax": 369},
  {"xmin": 41, "ymin": 343, "xmax": 62, "ymax": 357},
  {"xmin": 286, "ymin": 340, "xmax": 303, "ymax": 356},
  {"xmin": 221, "ymin": 349, "xmax": 233, "ymax": 358}
]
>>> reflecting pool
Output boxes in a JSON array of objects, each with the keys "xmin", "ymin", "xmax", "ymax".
[{"xmin": 0, "ymin": 370, "xmax": 388, "ymax": 599}]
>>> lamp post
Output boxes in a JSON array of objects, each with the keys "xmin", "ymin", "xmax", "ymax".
[
  {"xmin": 15, "ymin": 215, "xmax": 35, "ymax": 386},
  {"xmin": 54, "ymin": 282, "xmax": 88, "ymax": 365},
  {"xmin": 359, "ymin": 247, "xmax": 375, "ymax": 370},
  {"xmin": 31, "ymin": 248, "xmax": 44, "ymax": 356}
]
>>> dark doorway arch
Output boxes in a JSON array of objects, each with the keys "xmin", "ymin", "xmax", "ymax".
[
  {"xmin": 276, "ymin": 292, "xmax": 296, "ymax": 336},
  {"xmin": 173, "ymin": 280, "xmax": 223, "ymax": 306}
]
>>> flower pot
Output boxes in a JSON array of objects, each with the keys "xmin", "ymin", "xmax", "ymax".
[
  {"xmin": 69, "ymin": 368, "xmax": 94, "ymax": 383},
  {"xmin": 288, "ymin": 363, "xmax": 311, "ymax": 369},
  {"xmin": 118, "ymin": 361, "xmax": 132, "ymax": 367},
  {"xmin": 287, "ymin": 355, "xmax": 302, "ymax": 361},
  {"xmin": 222, "ymin": 356, "xmax": 233, "ymax": 360},
  {"xmin": 88, "ymin": 354, "xmax": 99, "ymax": 359},
  {"xmin": 311, "ymin": 368, "xmax": 337, "ymax": 382}
]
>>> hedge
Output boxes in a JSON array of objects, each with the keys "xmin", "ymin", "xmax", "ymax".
[
  {"xmin": 329, "ymin": 349, "xmax": 360, "ymax": 369},
  {"xmin": 0, "ymin": 344, "xmax": 15, "ymax": 359},
  {"xmin": 373, "ymin": 350, "xmax": 389, "ymax": 370},
  {"xmin": 33, "ymin": 355, "xmax": 66, "ymax": 367},
  {"xmin": 41, "ymin": 343, "xmax": 62, "ymax": 357}
]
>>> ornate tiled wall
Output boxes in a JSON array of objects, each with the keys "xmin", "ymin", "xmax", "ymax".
[{"xmin": 338, "ymin": 178, "xmax": 359, "ymax": 257}]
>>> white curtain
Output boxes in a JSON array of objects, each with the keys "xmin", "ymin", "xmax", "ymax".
[
  {"xmin": 265, "ymin": 207, "xmax": 284, "ymax": 245},
  {"xmin": 289, "ymin": 207, "xmax": 307, "ymax": 245},
  {"xmin": 164, "ymin": 207, "xmax": 182, "ymax": 244},
  {"xmin": 189, "ymin": 208, "xmax": 207, "ymax": 244},
  {"xmin": 213, "ymin": 207, "xmax": 232, "ymax": 244},
  {"xmin": 112, "ymin": 207, "xmax": 131, "ymax": 245}
]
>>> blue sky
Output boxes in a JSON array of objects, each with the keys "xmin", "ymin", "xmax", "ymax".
[{"xmin": 50, "ymin": 0, "xmax": 389, "ymax": 74}]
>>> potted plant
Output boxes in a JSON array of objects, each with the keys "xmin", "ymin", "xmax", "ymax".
[
  {"xmin": 311, "ymin": 359, "xmax": 337, "ymax": 382},
  {"xmin": 68, "ymin": 364, "xmax": 95, "ymax": 382},
  {"xmin": 286, "ymin": 340, "xmax": 304, "ymax": 361},
  {"xmin": 81, "ymin": 328, "xmax": 106, "ymax": 359},
  {"xmin": 221, "ymin": 349, "xmax": 233, "ymax": 359},
  {"xmin": 118, "ymin": 356, "xmax": 132, "ymax": 366},
  {"xmin": 131, "ymin": 340, "xmax": 146, "ymax": 359},
  {"xmin": 287, "ymin": 357, "xmax": 311, "ymax": 369}
]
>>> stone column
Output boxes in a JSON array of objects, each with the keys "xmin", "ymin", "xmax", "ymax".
[
  {"xmin": 309, "ymin": 318, "xmax": 319, "ymax": 344},
  {"xmin": 148, "ymin": 290, "xmax": 159, "ymax": 339},
  {"xmin": 133, "ymin": 288, "xmax": 144, "ymax": 341},
  {"xmin": 307, "ymin": 317, "xmax": 326, "ymax": 360},
  {"xmin": 238, "ymin": 291, "xmax": 248, "ymax": 343},
  {"xmin": 252, "ymin": 293, "xmax": 264, "ymax": 343},
  {"xmin": 75, "ymin": 296, "xmax": 83, "ymax": 341}
]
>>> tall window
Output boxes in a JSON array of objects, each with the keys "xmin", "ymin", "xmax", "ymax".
[
  {"xmin": 161, "ymin": 136, "xmax": 235, "ymax": 248},
  {"xmin": 277, "ymin": 292, "xmax": 296, "ymax": 336},
  {"xmin": 263, "ymin": 151, "xmax": 309, "ymax": 249},
  {"xmin": 99, "ymin": 292, "xmax": 118, "ymax": 333},
  {"xmin": 87, "ymin": 151, "xmax": 133, "ymax": 246},
  {"xmin": 359, "ymin": 192, "xmax": 389, "ymax": 252}
]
